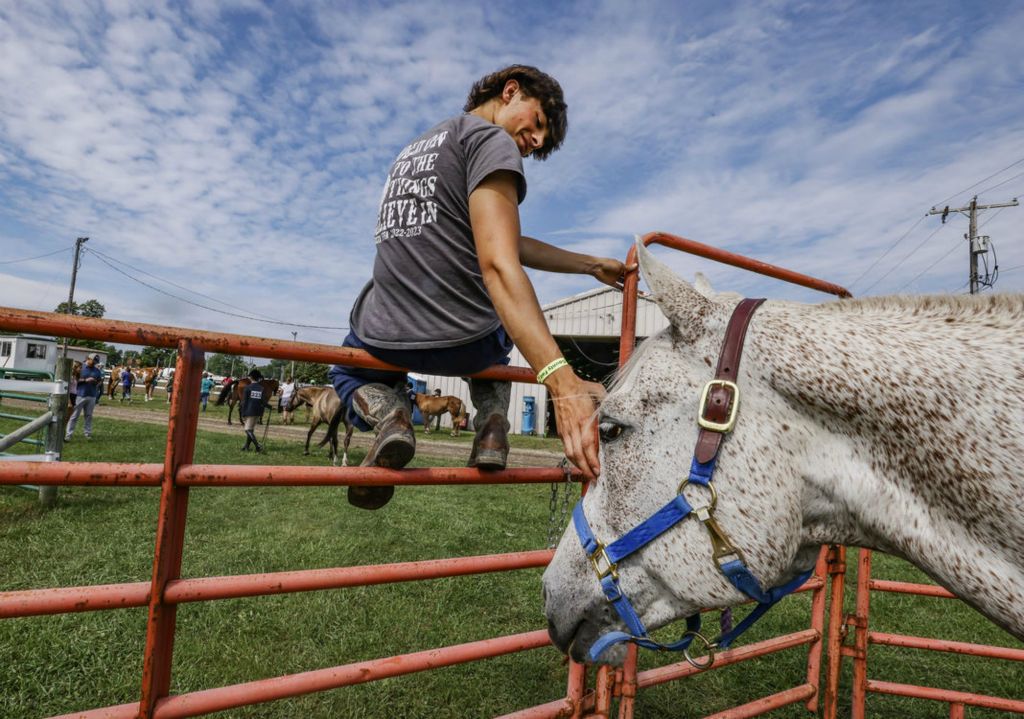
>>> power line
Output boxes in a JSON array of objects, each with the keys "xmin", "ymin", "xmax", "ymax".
[
  {"xmin": 933, "ymin": 156, "xmax": 1024, "ymax": 208},
  {"xmin": 87, "ymin": 250, "xmax": 350, "ymax": 331},
  {"xmin": 975, "ymin": 169, "xmax": 1024, "ymax": 197},
  {"xmin": 854, "ymin": 157, "xmax": 1024, "ymax": 293},
  {"xmin": 859, "ymin": 221, "xmax": 953, "ymax": 295},
  {"xmin": 848, "ymin": 215, "xmax": 926, "ymax": 290},
  {"xmin": 86, "ymin": 246, "xmax": 280, "ymax": 323},
  {"xmin": 892, "ymin": 239, "xmax": 963, "ymax": 294},
  {"xmin": 927, "ymin": 196, "xmax": 1018, "ymax": 294},
  {"xmin": 979, "ymin": 207, "xmax": 1006, "ymax": 228},
  {"xmin": 0, "ymin": 245, "xmax": 71, "ymax": 265}
]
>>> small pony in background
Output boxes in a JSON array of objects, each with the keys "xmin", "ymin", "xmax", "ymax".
[
  {"xmin": 288, "ymin": 386, "xmax": 355, "ymax": 466},
  {"xmin": 414, "ymin": 392, "xmax": 467, "ymax": 437}
]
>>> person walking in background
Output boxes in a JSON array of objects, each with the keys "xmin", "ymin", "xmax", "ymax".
[
  {"xmin": 165, "ymin": 369, "xmax": 175, "ymax": 403},
  {"xmin": 199, "ymin": 372, "xmax": 213, "ymax": 411},
  {"xmin": 65, "ymin": 354, "xmax": 102, "ymax": 441},
  {"xmin": 279, "ymin": 375, "xmax": 296, "ymax": 424},
  {"xmin": 240, "ymin": 369, "xmax": 266, "ymax": 452},
  {"xmin": 120, "ymin": 366, "xmax": 134, "ymax": 403}
]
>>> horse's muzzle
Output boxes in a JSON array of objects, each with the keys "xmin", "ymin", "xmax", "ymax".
[{"xmin": 542, "ymin": 570, "xmax": 623, "ymax": 664}]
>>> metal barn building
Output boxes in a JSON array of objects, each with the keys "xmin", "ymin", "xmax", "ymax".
[{"xmin": 413, "ymin": 287, "xmax": 669, "ymax": 436}]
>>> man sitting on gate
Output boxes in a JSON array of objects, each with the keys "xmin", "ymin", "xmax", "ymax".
[{"xmin": 330, "ymin": 64, "xmax": 633, "ymax": 510}]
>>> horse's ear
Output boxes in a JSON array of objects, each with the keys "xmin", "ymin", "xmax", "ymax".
[
  {"xmin": 693, "ymin": 272, "xmax": 713, "ymax": 298},
  {"xmin": 637, "ymin": 240, "xmax": 713, "ymax": 331}
]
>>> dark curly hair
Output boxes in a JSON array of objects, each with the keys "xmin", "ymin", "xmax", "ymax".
[{"xmin": 463, "ymin": 65, "xmax": 567, "ymax": 161}]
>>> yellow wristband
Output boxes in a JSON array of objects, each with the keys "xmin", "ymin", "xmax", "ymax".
[{"xmin": 536, "ymin": 357, "xmax": 569, "ymax": 384}]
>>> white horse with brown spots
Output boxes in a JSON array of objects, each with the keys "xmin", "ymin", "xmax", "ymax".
[{"xmin": 543, "ymin": 242, "xmax": 1024, "ymax": 664}]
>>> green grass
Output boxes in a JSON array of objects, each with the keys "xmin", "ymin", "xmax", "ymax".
[
  {"xmin": 93, "ymin": 394, "xmax": 567, "ymax": 452},
  {"xmin": 1, "ymin": 417, "xmax": 1022, "ymax": 718}
]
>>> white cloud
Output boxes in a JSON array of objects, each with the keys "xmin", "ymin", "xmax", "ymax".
[{"xmin": 0, "ymin": 0, "xmax": 1021, "ymax": 356}]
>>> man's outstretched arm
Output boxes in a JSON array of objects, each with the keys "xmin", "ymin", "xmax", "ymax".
[
  {"xmin": 519, "ymin": 235, "xmax": 635, "ymax": 291},
  {"xmin": 469, "ymin": 171, "xmax": 603, "ymax": 479}
]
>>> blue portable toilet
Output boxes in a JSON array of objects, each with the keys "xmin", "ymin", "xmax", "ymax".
[
  {"xmin": 408, "ymin": 376, "xmax": 427, "ymax": 425},
  {"xmin": 522, "ymin": 395, "xmax": 536, "ymax": 435}
]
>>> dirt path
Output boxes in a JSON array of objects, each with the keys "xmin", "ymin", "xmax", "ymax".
[{"xmin": 61, "ymin": 400, "xmax": 566, "ymax": 468}]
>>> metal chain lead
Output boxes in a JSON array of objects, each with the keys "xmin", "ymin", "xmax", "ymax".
[
  {"xmin": 547, "ymin": 479, "xmax": 560, "ymax": 548},
  {"xmin": 547, "ymin": 459, "xmax": 575, "ymax": 548}
]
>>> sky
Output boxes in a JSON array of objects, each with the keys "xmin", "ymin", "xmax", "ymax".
[{"xmin": 1, "ymin": 0, "xmax": 1022, "ymax": 349}]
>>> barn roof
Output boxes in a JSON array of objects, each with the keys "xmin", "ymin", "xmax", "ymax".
[{"xmin": 541, "ymin": 286, "xmax": 656, "ymax": 313}]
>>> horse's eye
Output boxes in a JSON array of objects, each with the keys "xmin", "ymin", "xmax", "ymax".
[{"xmin": 599, "ymin": 420, "xmax": 626, "ymax": 443}]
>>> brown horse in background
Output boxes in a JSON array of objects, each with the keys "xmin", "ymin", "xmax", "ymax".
[
  {"xmin": 139, "ymin": 367, "xmax": 160, "ymax": 401},
  {"xmin": 289, "ymin": 386, "xmax": 354, "ymax": 466},
  {"xmin": 216, "ymin": 377, "xmax": 279, "ymax": 425},
  {"xmin": 414, "ymin": 392, "xmax": 466, "ymax": 437},
  {"xmin": 286, "ymin": 385, "xmax": 323, "ymax": 422},
  {"xmin": 106, "ymin": 366, "xmax": 128, "ymax": 400}
]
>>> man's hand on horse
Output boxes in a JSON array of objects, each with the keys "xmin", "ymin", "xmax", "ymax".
[
  {"xmin": 550, "ymin": 377, "xmax": 605, "ymax": 481},
  {"xmin": 589, "ymin": 257, "xmax": 638, "ymax": 292}
]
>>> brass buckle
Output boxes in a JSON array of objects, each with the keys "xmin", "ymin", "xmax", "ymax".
[
  {"xmin": 697, "ymin": 380, "xmax": 740, "ymax": 433},
  {"xmin": 589, "ymin": 543, "xmax": 619, "ymax": 581}
]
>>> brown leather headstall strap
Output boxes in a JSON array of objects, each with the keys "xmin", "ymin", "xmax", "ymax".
[{"xmin": 694, "ymin": 298, "xmax": 766, "ymax": 464}]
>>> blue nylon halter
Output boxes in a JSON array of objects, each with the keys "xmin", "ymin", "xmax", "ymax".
[
  {"xmin": 573, "ymin": 299, "xmax": 812, "ymax": 663},
  {"xmin": 572, "ymin": 460, "xmax": 811, "ymax": 661}
]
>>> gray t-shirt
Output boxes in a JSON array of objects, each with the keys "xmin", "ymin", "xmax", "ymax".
[{"xmin": 349, "ymin": 114, "xmax": 527, "ymax": 349}]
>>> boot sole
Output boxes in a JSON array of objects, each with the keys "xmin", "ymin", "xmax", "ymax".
[
  {"xmin": 348, "ymin": 485, "xmax": 395, "ymax": 510},
  {"xmin": 364, "ymin": 434, "xmax": 415, "ymax": 469},
  {"xmin": 468, "ymin": 448, "xmax": 507, "ymax": 470},
  {"xmin": 350, "ymin": 433, "xmax": 413, "ymax": 510}
]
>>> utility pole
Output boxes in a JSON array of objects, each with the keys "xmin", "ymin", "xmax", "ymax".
[
  {"xmin": 290, "ymin": 331, "xmax": 297, "ymax": 380},
  {"xmin": 62, "ymin": 237, "xmax": 89, "ymax": 357},
  {"xmin": 929, "ymin": 196, "xmax": 1018, "ymax": 294}
]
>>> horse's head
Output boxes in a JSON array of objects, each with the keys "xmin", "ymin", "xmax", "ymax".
[
  {"xmin": 542, "ymin": 242, "xmax": 815, "ymax": 664},
  {"xmin": 288, "ymin": 386, "xmax": 314, "ymax": 411}
]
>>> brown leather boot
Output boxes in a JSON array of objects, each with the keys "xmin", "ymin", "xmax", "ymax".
[
  {"xmin": 349, "ymin": 384, "xmax": 415, "ymax": 510},
  {"xmin": 467, "ymin": 412, "xmax": 509, "ymax": 470}
]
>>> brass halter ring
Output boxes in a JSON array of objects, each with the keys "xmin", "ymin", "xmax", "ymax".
[
  {"xmin": 682, "ymin": 630, "xmax": 717, "ymax": 669},
  {"xmin": 677, "ymin": 478, "xmax": 718, "ymax": 512}
]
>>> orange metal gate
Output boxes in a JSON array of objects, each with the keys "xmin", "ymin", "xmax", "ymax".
[
  {"xmin": 2, "ymin": 232, "xmax": 1020, "ymax": 717},
  {"xmin": 830, "ymin": 547, "xmax": 1024, "ymax": 718}
]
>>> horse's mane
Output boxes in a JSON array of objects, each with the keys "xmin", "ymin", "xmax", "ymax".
[
  {"xmin": 607, "ymin": 291, "xmax": 1024, "ymax": 393},
  {"xmin": 608, "ymin": 330, "xmax": 666, "ymax": 395},
  {"xmin": 818, "ymin": 292, "xmax": 1024, "ymax": 322}
]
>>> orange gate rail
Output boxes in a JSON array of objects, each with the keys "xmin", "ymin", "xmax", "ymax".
[
  {"xmin": 0, "ymin": 308, "xmax": 577, "ymax": 718},
  {"xmin": 835, "ymin": 547, "xmax": 1024, "ymax": 718}
]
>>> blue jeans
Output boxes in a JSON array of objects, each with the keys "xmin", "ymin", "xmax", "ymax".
[{"xmin": 329, "ymin": 328, "xmax": 512, "ymax": 431}]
